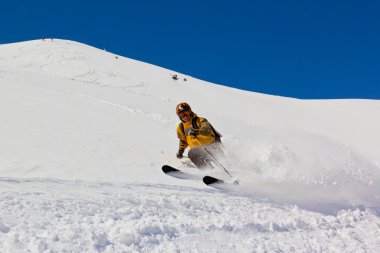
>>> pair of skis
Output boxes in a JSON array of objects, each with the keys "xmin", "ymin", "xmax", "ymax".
[{"xmin": 162, "ymin": 165, "xmax": 238, "ymax": 188}]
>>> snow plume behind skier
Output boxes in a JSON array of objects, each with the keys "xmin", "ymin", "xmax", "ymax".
[{"xmin": 175, "ymin": 102, "xmax": 224, "ymax": 170}]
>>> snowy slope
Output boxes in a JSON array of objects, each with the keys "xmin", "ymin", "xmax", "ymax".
[{"xmin": 0, "ymin": 39, "xmax": 380, "ymax": 252}]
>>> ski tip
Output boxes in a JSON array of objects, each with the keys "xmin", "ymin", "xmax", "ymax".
[
  {"xmin": 162, "ymin": 165, "xmax": 180, "ymax": 174},
  {"xmin": 203, "ymin": 176, "xmax": 224, "ymax": 185}
]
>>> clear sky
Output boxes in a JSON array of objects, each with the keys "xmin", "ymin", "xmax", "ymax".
[{"xmin": 1, "ymin": 0, "xmax": 379, "ymax": 99}]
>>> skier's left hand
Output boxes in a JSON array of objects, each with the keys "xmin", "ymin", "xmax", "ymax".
[{"xmin": 176, "ymin": 151, "xmax": 184, "ymax": 159}]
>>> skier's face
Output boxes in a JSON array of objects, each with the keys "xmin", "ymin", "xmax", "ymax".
[
  {"xmin": 178, "ymin": 110, "xmax": 191, "ymax": 122},
  {"xmin": 181, "ymin": 115, "xmax": 191, "ymax": 122}
]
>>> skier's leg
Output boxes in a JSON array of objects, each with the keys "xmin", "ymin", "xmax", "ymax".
[
  {"xmin": 205, "ymin": 142, "xmax": 224, "ymax": 159},
  {"xmin": 202, "ymin": 142, "xmax": 227, "ymax": 168},
  {"xmin": 188, "ymin": 148, "xmax": 211, "ymax": 169},
  {"xmin": 203, "ymin": 142, "xmax": 234, "ymax": 178}
]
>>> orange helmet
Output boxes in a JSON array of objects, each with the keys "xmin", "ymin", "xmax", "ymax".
[{"xmin": 176, "ymin": 102, "xmax": 191, "ymax": 115}]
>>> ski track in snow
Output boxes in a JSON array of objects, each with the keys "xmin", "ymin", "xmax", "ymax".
[{"xmin": 1, "ymin": 178, "xmax": 380, "ymax": 253}]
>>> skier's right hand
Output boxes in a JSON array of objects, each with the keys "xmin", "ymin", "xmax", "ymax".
[{"xmin": 176, "ymin": 151, "xmax": 184, "ymax": 159}]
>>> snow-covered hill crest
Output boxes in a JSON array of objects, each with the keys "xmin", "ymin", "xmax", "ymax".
[{"xmin": 1, "ymin": 39, "xmax": 380, "ymax": 252}]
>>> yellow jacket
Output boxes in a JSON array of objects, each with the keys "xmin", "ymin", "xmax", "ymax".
[{"xmin": 177, "ymin": 113, "xmax": 216, "ymax": 152}]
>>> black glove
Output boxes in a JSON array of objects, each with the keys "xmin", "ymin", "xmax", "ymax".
[
  {"xmin": 176, "ymin": 151, "xmax": 184, "ymax": 159},
  {"xmin": 188, "ymin": 128, "xmax": 197, "ymax": 138}
]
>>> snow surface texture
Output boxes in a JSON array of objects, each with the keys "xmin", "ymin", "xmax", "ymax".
[{"xmin": 0, "ymin": 39, "xmax": 380, "ymax": 252}]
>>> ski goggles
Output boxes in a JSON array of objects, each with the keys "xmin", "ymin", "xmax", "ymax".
[{"xmin": 177, "ymin": 110, "xmax": 191, "ymax": 118}]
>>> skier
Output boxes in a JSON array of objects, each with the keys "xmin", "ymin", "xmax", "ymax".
[{"xmin": 175, "ymin": 102, "xmax": 223, "ymax": 169}]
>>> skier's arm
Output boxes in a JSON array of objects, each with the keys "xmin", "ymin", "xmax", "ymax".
[
  {"xmin": 177, "ymin": 126, "xmax": 188, "ymax": 154},
  {"xmin": 196, "ymin": 118, "xmax": 214, "ymax": 137}
]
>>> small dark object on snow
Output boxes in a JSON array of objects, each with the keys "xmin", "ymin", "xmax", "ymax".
[{"xmin": 172, "ymin": 74, "xmax": 179, "ymax": 80}]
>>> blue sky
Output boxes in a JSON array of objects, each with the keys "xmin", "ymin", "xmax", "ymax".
[{"xmin": 1, "ymin": 0, "xmax": 379, "ymax": 99}]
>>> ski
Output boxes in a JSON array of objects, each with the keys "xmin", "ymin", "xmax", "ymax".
[
  {"xmin": 203, "ymin": 176, "xmax": 224, "ymax": 185},
  {"xmin": 162, "ymin": 165, "xmax": 204, "ymax": 180},
  {"xmin": 162, "ymin": 165, "xmax": 239, "ymax": 189},
  {"xmin": 162, "ymin": 165, "xmax": 181, "ymax": 174},
  {"xmin": 203, "ymin": 176, "xmax": 240, "ymax": 190}
]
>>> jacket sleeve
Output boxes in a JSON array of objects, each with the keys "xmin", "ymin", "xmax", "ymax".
[
  {"xmin": 177, "ymin": 125, "xmax": 188, "ymax": 153},
  {"xmin": 196, "ymin": 118, "xmax": 215, "ymax": 137}
]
